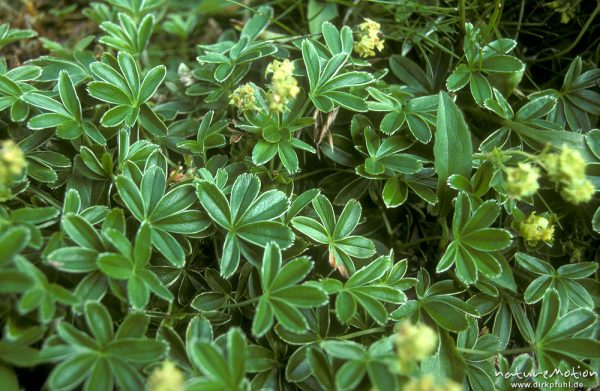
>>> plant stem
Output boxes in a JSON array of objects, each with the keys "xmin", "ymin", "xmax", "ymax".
[
  {"xmin": 500, "ymin": 346, "xmax": 534, "ymax": 355},
  {"xmin": 537, "ymin": 1, "xmax": 600, "ymax": 62},
  {"xmin": 395, "ymin": 235, "xmax": 443, "ymax": 250},
  {"xmin": 293, "ymin": 167, "xmax": 346, "ymax": 181},
  {"xmin": 459, "ymin": 0, "xmax": 466, "ymax": 32},
  {"xmin": 221, "ymin": 296, "xmax": 260, "ymax": 309},
  {"xmin": 457, "ymin": 346, "xmax": 533, "ymax": 356},
  {"xmin": 27, "ymin": 187, "xmax": 61, "ymax": 208},
  {"xmin": 337, "ymin": 327, "xmax": 387, "ymax": 340}
]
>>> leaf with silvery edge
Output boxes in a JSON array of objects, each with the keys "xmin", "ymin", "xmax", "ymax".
[
  {"xmin": 531, "ymin": 290, "xmax": 600, "ymax": 374},
  {"xmin": 329, "ymin": 252, "xmax": 407, "ymax": 326},
  {"xmin": 321, "ymin": 337, "xmax": 398, "ymax": 391},
  {"xmin": 97, "ymin": 223, "xmax": 174, "ymax": 309},
  {"xmin": 252, "ymin": 242, "xmax": 328, "ymax": 337},
  {"xmin": 187, "ymin": 328, "xmax": 249, "ymax": 391},
  {"xmin": 196, "ymin": 173, "xmax": 294, "ymax": 278},
  {"xmin": 291, "ymin": 195, "xmax": 375, "ymax": 277},
  {"xmin": 301, "ymin": 23, "xmax": 374, "ymax": 113},
  {"xmin": 24, "ymin": 71, "xmax": 105, "ymax": 144},
  {"xmin": 46, "ymin": 302, "xmax": 166, "ymax": 391},
  {"xmin": 437, "ymin": 192, "xmax": 511, "ymax": 285},
  {"xmin": 515, "ymin": 252, "xmax": 597, "ymax": 308},
  {"xmin": 115, "ymin": 164, "xmax": 210, "ymax": 267},
  {"xmin": 88, "ymin": 52, "xmax": 166, "ymax": 135}
]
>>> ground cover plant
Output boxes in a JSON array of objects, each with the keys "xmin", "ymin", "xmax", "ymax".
[{"xmin": 0, "ymin": 0, "xmax": 599, "ymax": 390}]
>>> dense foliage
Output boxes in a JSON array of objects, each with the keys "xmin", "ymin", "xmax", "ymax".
[{"xmin": 1, "ymin": 0, "xmax": 599, "ymax": 390}]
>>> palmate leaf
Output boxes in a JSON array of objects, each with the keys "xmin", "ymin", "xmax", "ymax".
[
  {"xmin": 301, "ymin": 23, "xmax": 374, "ymax": 113},
  {"xmin": 392, "ymin": 269, "xmax": 479, "ymax": 332},
  {"xmin": 252, "ymin": 242, "xmax": 328, "ymax": 336},
  {"xmin": 195, "ymin": 173, "xmax": 294, "ymax": 278},
  {"xmin": 532, "ymin": 290, "xmax": 600, "ymax": 373},
  {"xmin": 239, "ymin": 91, "xmax": 315, "ymax": 174},
  {"xmin": 47, "ymin": 302, "xmax": 166, "ymax": 391},
  {"xmin": 115, "ymin": 164, "xmax": 210, "ymax": 267},
  {"xmin": 437, "ymin": 192, "xmax": 511, "ymax": 285},
  {"xmin": 97, "ymin": 223, "xmax": 174, "ymax": 309},
  {"xmin": 321, "ymin": 338, "xmax": 398, "ymax": 391},
  {"xmin": 187, "ymin": 328, "xmax": 248, "ymax": 391},
  {"xmin": 292, "ymin": 196, "xmax": 375, "ymax": 276},
  {"xmin": 88, "ymin": 52, "xmax": 166, "ymax": 135},
  {"xmin": 515, "ymin": 253, "xmax": 597, "ymax": 308},
  {"xmin": 321, "ymin": 253, "xmax": 407, "ymax": 325}
]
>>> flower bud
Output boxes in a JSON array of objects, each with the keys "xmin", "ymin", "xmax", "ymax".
[
  {"xmin": 505, "ymin": 163, "xmax": 540, "ymax": 199},
  {"xmin": 519, "ymin": 213, "xmax": 555, "ymax": 243},
  {"xmin": 147, "ymin": 361, "xmax": 185, "ymax": 391},
  {"xmin": 266, "ymin": 59, "xmax": 300, "ymax": 113},
  {"xmin": 229, "ymin": 83, "xmax": 258, "ymax": 111},
  {"xmin": 0, "ymin": 140, "xmax": 27, "ymax": 201},
  {"xmin": 541, "ymin": 145, "xmax": 595, "ymax": 204},
  {"xmin": 354, "ymin": 18, "xmax": 385, "ymax": 58},
  {"xmin": 560, "ymin": 177, "xmax": 594, "ymax": 205},
  {"xmin": 396, "ymin": 321, "xmax": 438, "ymax": 370}
]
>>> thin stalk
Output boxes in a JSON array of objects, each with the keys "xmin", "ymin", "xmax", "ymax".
[
  {"xmin": 459, "ymin": 0, "xmax": 466, "ymax": 31},
  {"xmin": 221, "ymin": 296, "xmax": 260, "ymax": 309},
  {"xmin": 337, "ymin": 327, "xmax": 387, "ymax": 340},
  {"xmin": 457, "ymin": 346, "xmax": 533, "ymax": 356},
  {"xmin": 536, "ymin": 1, "xmax": 600, "ymax": 62},
  {"xmin": 292, "ymin": 167, "xmax": 347, "ymax": 181}
]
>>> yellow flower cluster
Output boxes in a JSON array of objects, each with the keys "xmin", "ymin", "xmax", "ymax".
[
  {"xmin": 505, "ymin": 163, "xmax": 540, "ymax": 199},
  {"xmin": 396, "ymin": 321, "xmax": 438, "ymax": 370},
  {"xmin": 546, "ymin": 0, "xmax": 580, "ymax": 24},
  {"xmin": 146, "ymin": 361, "xmax": 185, "ymax": 391},
  {"xmin": 519, "ymin": 213, "xmax": 555, "ymax": 244},
  {"xmin": 403, "ymin": 375, "xmax": 463, "ymax": 391},
  {"xmin": 354, "ymin": 18, "xmax": 385, "ymax": 58},
  {"xmin": 266, "ymin": 59, "xmax": 300, "ymax": 112},
  {"xmin": 229, "ymin": 83, "xmax": 258, "ymax": 111},
  {"xmin": 0, "ymin": 140, "xmax": 27, "ymax": 201},
  {"xmin": 541, "ymin": 145, "xmax": 594, "ymax": 205}
]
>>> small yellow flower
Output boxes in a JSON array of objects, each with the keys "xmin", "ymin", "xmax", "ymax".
[
  {"xmin": 561, "ymin": 178, "xmax": 595, "ymax": 205},
  {"xmin": 519, "ymin": 213, "xmax": 555, "ymax": 243},
  {"xmin": 354, "ymin": 18, "xmax": 385, "ymax": 58},
  {"xmin": 541, "ymin": 145, "xmax": 595, "ymax": 204},
  {"xmin": 266, "ymin": 59, "xmax": 300, "ymax": 112},
  {"xmin": 396, "ymin": 321, "xmax": 438, "ymax": 370},
  {"xmin": 0, "ymin": 140, "xmax": 27, "ymax": 201},
  {"xmin": 229, "ymin": 83, "xmax": 258, "ymax": 111},
  {"xmin": 146, "ymin": 361, "xmax": 185, "ymax": 391},
  {"xmin": 505, "ymin": 163, "xmax": 540, "ymax": 199},
  {"xmin": 542, "ymin": 144, "xmax": 586, "ymax": 183}
]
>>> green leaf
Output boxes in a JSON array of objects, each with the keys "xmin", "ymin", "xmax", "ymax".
[
  {"xmin": 106, "ymin": 338, "xmax": 166, "ymax": 363},
  {"xmin": 140, "ymin": 165, "xmax": 166, "ymax": 215},
  {"xmin": 139, "ymin": 65, "xmax": 166, "ymax": 103},
  {"xmin": 0, "ymin": 226, "xmax": 30, "ymax": 266},
  {"xmin": 48, "ymin": 353, "xmax": 96, "ymax": 390},
  {"xmin": 87, "ymin": 81, "xmax": 132, "ymax": 105},
  {"xmin": 434, "ymin": 92, "xmax": 472, "ymax": 216},
  {"xmin": 195, "ymin": 180, "xmax": 231, "ymax": 228},
  {"xmin": 58, "ymin": 71, "xmax": 81, "ymax": 120},
  {"xmin": 62, "ymin": 214, "xmax": 103, "ymax": 251},
  {"xmin": 84, "ymin": 302, "xmax": 114, "ymax": 344},
  {"xmin": 97, "ymin": 253, "xmax": 133, "ymax": 279},
  {"xmin": 115, "ymin": 175, "xmax": 146, "ymax": 221},
  {"xmin": 47, "ymin": 247, "xmax": 98, "ymax": 273},
  {"xmin": 462, "ymin": 228, "xmax": 512, "ymax": 251}
]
